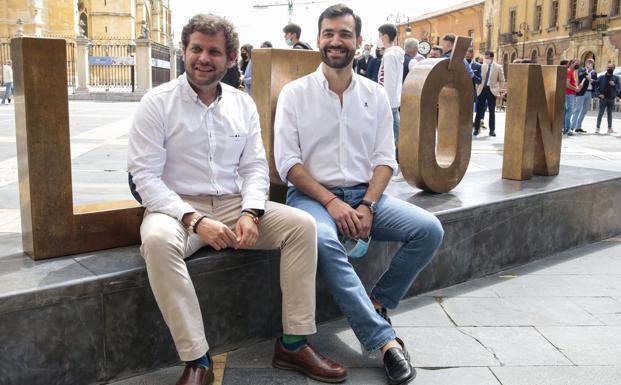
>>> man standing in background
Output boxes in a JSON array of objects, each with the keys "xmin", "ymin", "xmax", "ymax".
[
  {"xmin": 596, "ymin": 63, "xmax": 620, "ymax": 134},
  {"xmin": 473, "ymin": 51, "xmax": 504, "ymax": 137},
  {"xmin": 283, "ymin": 23, "xmax": 313, "ymax": 49},
  {"xmin": 402, "ymin": 38, "xmax": 424, "ymax": 81},
  {"xmin": 1, "ymin": 60, "xmax": 13, "ymax": 105},
  {"xmin": 377, "ymin": 23, "xmax": 404, "ymax": 169}
]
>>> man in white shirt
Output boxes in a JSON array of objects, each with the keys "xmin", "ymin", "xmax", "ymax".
[
  {"xmin": 274, "ymin": 5, "xmax": 444, "ymax": 385},
  {"xmin": 1, "ymin": 60, "xmax": 13, "ymax": 105},
  {"xmin": 127, "ymin": 14, "xmax": 345, "ymax": 385},
  {"xmin": 377, "ymin": 23, "xmax": 404, "ymax": 160}
]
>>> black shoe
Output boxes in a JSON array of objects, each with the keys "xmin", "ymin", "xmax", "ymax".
[
  {"xmin": 473, "ymin": 129, "xmax": 479, "ymax": 136},
  {"xmin": 376, "ymin": 307, "xmax": 392, "ymax": 325},
  {"xmin": 383, "ymin": 337, "xmax": 416, "ymax": 385},
  {"xmin": 575, "ymin": 128, "xmax": 586, "ymax": 133},
  {"xmin": 489, "ymin": 131, "xmax": 496, "ymax": 137}
]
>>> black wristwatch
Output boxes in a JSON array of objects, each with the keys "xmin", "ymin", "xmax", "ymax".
[{"xmin": 359, "ymin": 199, "xmax": 377, "ymax": 214}]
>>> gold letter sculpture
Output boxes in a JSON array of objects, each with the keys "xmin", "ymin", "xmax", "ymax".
[
  {"xmin": 251, "ymin": 48, "xmax": 321, "ymax": 202},
  {"xmin": 502, "ymin": 64, "xmax": 564, "ymax": 180},
  {"xmin": 13, "ymin": 37, "xmax": 143, "ymax": 260},
  {"xmin": 400, "ymin": 36, "xmax": 474, "ymax": 193}
]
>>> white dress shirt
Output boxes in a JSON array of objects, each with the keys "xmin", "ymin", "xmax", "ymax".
[
  {"xmin": 274, "ymin": 65, "xmax": 397, "ymax": 188},
  {"xmin": 2, "ymin": 65, "xmax": 12, "ymax": 83},
  {"xmin": 127, "ymin": 73, "xmax": 269, "ymax": 220},
  {"xmin": 378, "ymin": 45, "xmax": 404, "ymax": 108}
]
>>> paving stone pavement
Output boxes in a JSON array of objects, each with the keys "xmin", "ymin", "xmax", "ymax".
[{"xmin": 106, "ymin": 239, "xmax": 621, "ymax": 385}]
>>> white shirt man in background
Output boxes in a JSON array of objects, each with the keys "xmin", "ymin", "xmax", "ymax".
[
  {"xmin": 377, "ymin": 24, "xmax": 404, "ymax": 163},
  {"xmin": 2, "ymin": 60, "xmax": 13, "ymax": 105}
]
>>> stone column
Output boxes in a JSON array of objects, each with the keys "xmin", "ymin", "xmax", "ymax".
[
  {"xmin": 75, "ymin": 35, "xmax": 89, "ymax": 94},
  {"xmin": 135, "ymin": 37, "xmax": 152, "ymax": 93},
  {"xmin": 169, "ymin": 45, "xmax": 177, "ymax": 81}
]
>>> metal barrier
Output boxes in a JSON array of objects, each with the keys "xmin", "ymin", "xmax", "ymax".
[
  {"xmin": 151, "ymin": 41, "xmax": 171, "ymax": 88},
  {"xmin": 88, "ymin": 38, "xmax": 135, "ymax": 92},
  {"xmin": 1, "ymin": 37, "xmax": 77, "ymax": 93}
]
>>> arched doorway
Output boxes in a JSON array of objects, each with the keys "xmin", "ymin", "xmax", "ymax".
[
  {"xmin": 510, "ymin": 51, "xmax": 517, "ymax": 63},
  {"xmin": 531, "ymin": 49, "xmax": 538, "ymax": 64},
  {"xmin": 503, "ymin": 52, "xmax": 509, "ymax": 79},
  {"xmin": 581, "ymin": 50, "xmax": 595, "ymax": 65},
  {"xmin": 546, "ymin": 47, "xmax": 554, "ymax": 65}
]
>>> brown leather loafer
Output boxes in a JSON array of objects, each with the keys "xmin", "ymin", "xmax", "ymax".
[
  {"xmin": 272, "ymin": 338, "xmax": 347, "ymax": 383},
  {"xmin": 175, "ymin": 364, "xmax": 214, "ymax": 385}
]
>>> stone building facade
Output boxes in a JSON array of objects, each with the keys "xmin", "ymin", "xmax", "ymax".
[
  {"xmin": 0, "ymin": 0, "xmax": 171, "ymax": 43},
  {"xmin": 396, "ymin": 0, "xmax": 485, "ymax": 55},
  {"xmin": 487, "ymin": 0, "xmax": 621, "ymax": 75}
]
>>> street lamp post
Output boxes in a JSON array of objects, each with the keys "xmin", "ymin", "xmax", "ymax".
[{"xmin": 386, "ymin": 13, "xmax": 411, "ymax": 44}]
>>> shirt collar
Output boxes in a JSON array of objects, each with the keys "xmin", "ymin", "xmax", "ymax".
[
  {"xmin": 179, "ymin": 73, "xmax": 223, "ymax": 106},
  {"xmin": 312, "ymin": 63, "xmax": 358, "ymax": 93}
]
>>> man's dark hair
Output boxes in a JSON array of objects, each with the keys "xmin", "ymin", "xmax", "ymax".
[
  {"xmin": 442, "ymin": 34, "xmax": 456, "ymax": 44},
  {"xmin": 261, "ymin": 41, "xmax": 273, "ymax": 48},
  {"xmin": 283, "ymin": 23, "xmax": 302, "ymax": 39},
  {"xmin": 241, "ymin": 43, "xmax": 253, "ymax": 53},
  {"xmin": 432, "ymin": 45, "xmax": 443, "ymax": 53},
  {"xmin": 378, "ymin": 23, "xmax": 397, "ymax": 42},
  {"xmin": 182, "ymin": 14, "xmax": 239, "ymax": 56},
  {"xmin": 467, "ymin": 47, "xmax": 474, "ymax": 53},
  {"xmin": 485, "ymin": 51, "xmax": 495, "ymax": 58},
  {"xmin": 559, "ymin": 59, "xmax": 569, "ymax": 66},
  {"xmin": 317, "ymin": 4, "xmax": 362, "ymax": 38}
]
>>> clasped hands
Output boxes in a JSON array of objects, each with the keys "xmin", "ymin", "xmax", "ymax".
[{"xmin": 195, "ymin": 215, "xmax": 258, "ymax": 250}]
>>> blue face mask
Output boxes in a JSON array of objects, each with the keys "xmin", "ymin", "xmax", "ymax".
[
  {"xmin": 340, "ymin": 236, "xmax": 371, "ymax": 259},
  {"xmin": 286, "ymin": 38, "xmax": 294, "ymax": 46}
]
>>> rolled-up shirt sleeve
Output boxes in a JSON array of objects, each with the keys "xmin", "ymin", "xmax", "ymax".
[
  {"xmin": 274, "ymin": 85, "xmax": 303, "ymax": 182},
  {"xmin": 127, "ymin": 96, "xmax": 194, "ymax": 220},
  {"xmin": 372, "ymin": 86, "xmax": 398, "ymax": 171},
  {"xmin": 238, "ymin": 99, "xmax": 269, "ymax": 211}
]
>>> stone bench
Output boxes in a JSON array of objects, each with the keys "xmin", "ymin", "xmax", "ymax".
[{"xmin": 1, "ymin": 166, "xmax": 620, "ymax": 385}]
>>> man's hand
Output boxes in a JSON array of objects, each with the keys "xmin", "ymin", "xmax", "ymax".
[
  {"xmin": 235, "ymin": 215, "xmax": 259, "ymax": 249},
  {"xmin": 355, "ymin": 205, "xmax": 373, "ymax": 239},
  {"xmin": 326, "ymin": 198, "xmax": 364, "ymax": 238},
  {"xmin": 195, "ymin": 218, "xmax": 237, "ymax": 251}
]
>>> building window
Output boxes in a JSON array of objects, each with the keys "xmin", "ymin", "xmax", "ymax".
[
  {"xmin": 531, "ymin": 49, "xmax": 538, "ymax": 63},
  {"xmin": 509, "ymin": 9, "xmax": 517, "ymax": 33},
  {"xmin": 612, "ymin": 0, "xmax": 621, "ymax": 16},
  {"xmin": 468, "ymin": 29, "xmax": 475, "ymax": 46},
  {"xmin": 550, "ymin": 1, "xmax": 559, "ymax": 26},
  {"xmin": 592, "ymin": 0, "xmax": 599, "ymax": 16},
  {"xmin": 569, "ymin": 0, "xmax": 578, "ymax": 20},
  {"xmin": 534, "ymin": 5, "xmax": 542, "ymax": 31},
  {"xmin": 546, "ymin": 48, "xmax": 554, "ymax": 65}
]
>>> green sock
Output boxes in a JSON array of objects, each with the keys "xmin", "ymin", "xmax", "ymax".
[{"xmin": 282, "ymin": 334, "xmax": 307, "ymax": 351}]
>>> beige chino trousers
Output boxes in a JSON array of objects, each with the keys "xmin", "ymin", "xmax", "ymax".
[{"xmin": 140, "ymin": 194, "xmax": 318, "ymax": 361}]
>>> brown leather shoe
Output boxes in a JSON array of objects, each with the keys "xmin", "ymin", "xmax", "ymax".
[
  {"xmin": 272, "ymin": 338, "xmax": 347, "ymax": 383},
  {"xmin": 175, "ymin": 364, "xmax": 214, "ymax": 385}
]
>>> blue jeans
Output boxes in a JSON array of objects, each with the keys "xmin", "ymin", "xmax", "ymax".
[
  {"xmin": 571, "ymin": 94, "xmax": 592, "ymax": 130},
  {"xmin": 286, "ymin": 185, "xmax": 444, "ymax": 352},
  {"xmin": 1, "ymin": 82, "xmax": 13, "ymax": 104},
  {"xmin": 597, "ymin": 98, "xmax": 615, "ymax": 129},
  {"xmin": 391, "ymin": 107, "xmax": 400, "ymax": 161},
  {"xmin": 564, "ymin": 94, "xmax": 576, "ymax": 134}
]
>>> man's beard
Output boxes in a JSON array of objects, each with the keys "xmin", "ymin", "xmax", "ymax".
[{"xmin": 320, "ymin": 45, "xmax": 356, "ymax": 69}]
